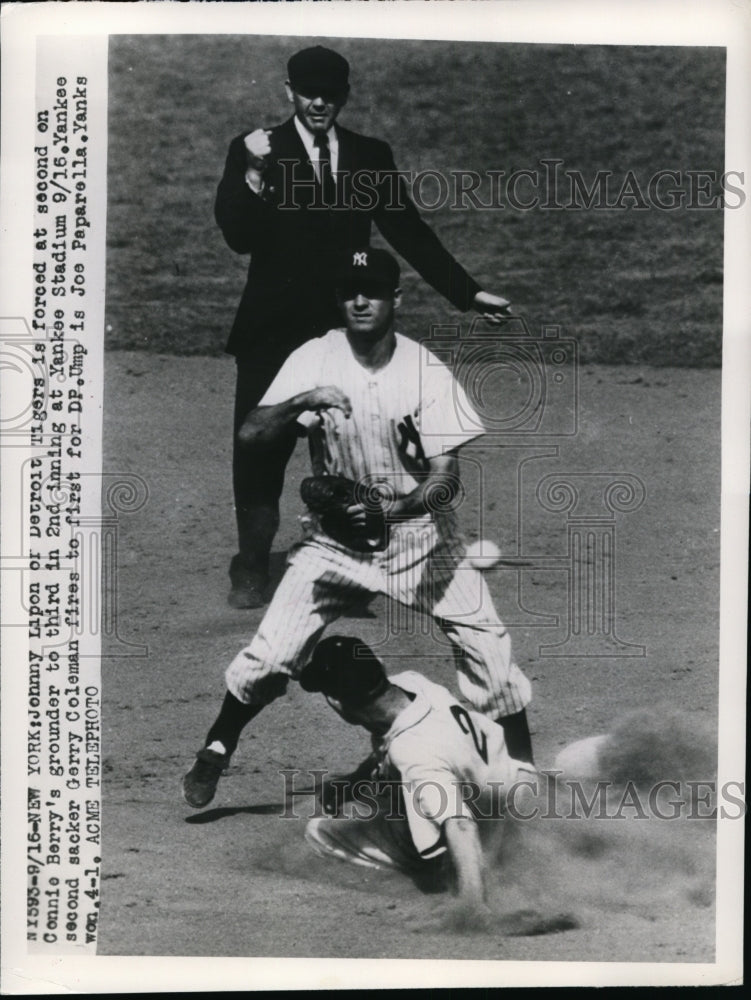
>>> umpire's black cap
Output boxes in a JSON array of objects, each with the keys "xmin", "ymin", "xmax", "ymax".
[
  {"xmin": 300, "ymin": 635, "xmax": 389, "ymax": 706},
  {"xmin": 288, "ymin": 46, "xmax": 350, "ymax": 96},
  {"xmin": 335, "ymin": 247, "xmax": 401, "ymax": 290}
]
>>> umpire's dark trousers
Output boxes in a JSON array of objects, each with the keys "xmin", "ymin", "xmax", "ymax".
[
  {"xmin": 231, "ymin": 302, "xmax": 340, "ymax": 577},
  {"xmin": 232, "ymin": 354, "xmax": 298, "ymax": 578}
]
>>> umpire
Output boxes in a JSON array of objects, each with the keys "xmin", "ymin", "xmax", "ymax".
[{"xmin": 216, "ymin": 44, "xmax": 513, "ymax": 608}]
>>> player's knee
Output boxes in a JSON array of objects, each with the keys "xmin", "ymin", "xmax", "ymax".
[{"xmin": 226, "ymin": 669, "xmax": 289, "ymax": 706}]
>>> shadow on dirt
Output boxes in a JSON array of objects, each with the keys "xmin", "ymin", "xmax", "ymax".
[{"xmin": 184, "ymin": 802, "xmax": 288, "ymax": 823}]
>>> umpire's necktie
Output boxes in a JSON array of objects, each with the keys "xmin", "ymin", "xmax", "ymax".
[{"xmin": 314, "ymin": 133, "xmax": 336, "ymax": 207}]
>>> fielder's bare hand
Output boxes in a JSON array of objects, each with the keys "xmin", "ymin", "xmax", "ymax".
[
  {"xmin": 305, "ymin": 385, "xmax": 352, "ymax": 418},
  {"xmin": 472, "ymin": 290, "xmax": 513, "ymax": 324}
]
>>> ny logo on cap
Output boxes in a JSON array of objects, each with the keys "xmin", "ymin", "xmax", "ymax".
[{"xmin": 353, "ymin": 252, "xmax": 368, "ymax": 266}]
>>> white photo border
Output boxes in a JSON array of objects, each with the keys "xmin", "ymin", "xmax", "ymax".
[{"xmin": 1, "ymin": 0, "xmax": 747, "ymax": 992}]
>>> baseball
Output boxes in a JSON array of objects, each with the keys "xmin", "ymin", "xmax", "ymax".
[{"xmin": 465, "ymin": 540, "xmax": 503, "ymax": 569}]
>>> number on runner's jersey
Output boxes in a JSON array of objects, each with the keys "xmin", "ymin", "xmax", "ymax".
[{"xmin": 449, "ymin": 704, "xmax": 489, "ymax": 764}]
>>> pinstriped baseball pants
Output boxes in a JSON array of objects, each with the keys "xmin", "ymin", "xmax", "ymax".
[{"xmin": 225, "ymin": 524, "xmax": 532, "ymax": 719}]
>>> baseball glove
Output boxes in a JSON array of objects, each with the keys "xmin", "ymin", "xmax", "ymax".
[{"xmin": 300, "ymin": 475, "xmax": 389, "ymax": 553}]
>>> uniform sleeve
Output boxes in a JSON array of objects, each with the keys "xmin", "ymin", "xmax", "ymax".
[
  {"xmin": 258, "ymin": 340, "xmax": 324, "ymax": 406},
  {"xmin": 416, "ymin": 352, "xmax": 487, "ymax": 457},
  {"xmin": 389, "ymin": 737, "xmax": 474, "ymax": 860}
]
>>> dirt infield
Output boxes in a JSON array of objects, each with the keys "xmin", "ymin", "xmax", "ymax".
[{"xmin": 99, "ymin": 352, "xmax": 720, "ymax": 961}]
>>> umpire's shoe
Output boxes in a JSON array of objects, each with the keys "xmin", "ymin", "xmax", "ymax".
[
  {"xmin": 181, "ymin": 747, "xmax": 230, "ymax": 808},
  {"xmin": 228, "ymin": 554, "xmax": 268, "ymax": 610}
]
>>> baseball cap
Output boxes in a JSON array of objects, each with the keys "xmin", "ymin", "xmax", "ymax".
[
  {"xmin": 300, "ymin": 635, "xmax": 389, "ymax": 706},
  {"xmin": 335, "ymin": 247, "xmax": 401, "ymax": 290},
  {"xmin": 287, "ymin": 46, "xmax": 350, "ymax": 97}
]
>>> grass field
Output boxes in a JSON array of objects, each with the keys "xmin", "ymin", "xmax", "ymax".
[{"xmin": 105, "ymin": 36, "xmax": 725, "ymax": 364}]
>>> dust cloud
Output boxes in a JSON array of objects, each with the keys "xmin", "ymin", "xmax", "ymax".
[{"xmin": 256, "ymin": 708, "xmax": 720, "ymax": 939}]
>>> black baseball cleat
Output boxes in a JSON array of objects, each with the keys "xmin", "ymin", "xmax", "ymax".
[{"xmin": 181, "ymin": 747, "xmax": 230, "ymax": 808}]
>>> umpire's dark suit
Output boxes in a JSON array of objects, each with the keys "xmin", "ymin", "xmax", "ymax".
[{"xmin": 215, "ymin": 116, "xmax": 482, "ymax": 590}]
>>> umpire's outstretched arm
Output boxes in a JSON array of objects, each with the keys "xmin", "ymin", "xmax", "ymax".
[{"xmin": 371, "ymin": 144, "xmax": 481, "ymax": 313}]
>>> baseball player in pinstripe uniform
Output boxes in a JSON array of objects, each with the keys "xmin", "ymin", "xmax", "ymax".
[
  {"xmin": 299, "ymin": 635, "xmax": 538, "ymax": 923},
  {"xmin": 182, "ymin": 247, "xmax": 534, "ymax": 809}
]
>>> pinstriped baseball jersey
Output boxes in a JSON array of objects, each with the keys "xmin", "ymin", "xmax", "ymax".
[
  {"xmin": 226, "ymin": 323, "xmax": 532, "ymax": 720},
  {"xmin": 260, "ymin": 329, "xmax": 483, "ymax": 506},
  {"xmin": 373, "ymin": 671, "xmax": 523, "ymax": 858}
]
